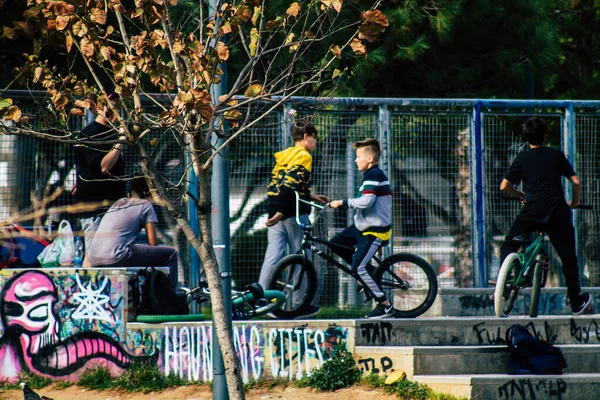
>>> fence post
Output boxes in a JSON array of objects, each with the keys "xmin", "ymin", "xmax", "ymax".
[
  {"xmin": 471, "ymin": 102, "xmax": 486, "ymax": 287},
  {"xmin": 378, "ymin": 104, "xmax": 392, "ymax": 259}
]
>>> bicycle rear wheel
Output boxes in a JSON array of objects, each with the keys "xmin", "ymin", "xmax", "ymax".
[
  {"xmin": 494, "ymin": 253, "xmax": 521, "ymax": 317},
  {"xmin": 266, "ymin": 254, "xmax": 317, "ymax": 319},
  {"xmin": 375, "ymin": 253, "xmax": 438, "ymax": 318}
]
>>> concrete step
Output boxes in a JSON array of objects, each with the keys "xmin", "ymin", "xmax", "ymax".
[
  {"xmin": 413, "ymin": 373, "xmax": 600, "ymax": 400},
  {"xmin": 422, "ymin": 287, "xmax": 600, "ymax": 317},
  {"xmin": 355, "ymin": 345, "xmax": 600, "ymax": 379},
  {"xmin": 355, "ymin": 315, "xmax": 600, "ymax": 346}
]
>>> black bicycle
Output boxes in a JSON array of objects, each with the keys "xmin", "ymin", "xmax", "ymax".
[{"xmin": 266, "ymin": 193, "xmax": 438, "ymax": 319}]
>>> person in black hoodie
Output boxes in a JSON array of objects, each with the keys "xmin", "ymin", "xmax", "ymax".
[
  {"xmin": 499, "ymin": 117, "xmax": 591, "ymax": 315},
  {"xmin": 73, "ymin": 93, "xmax": 126, "ymax": 265}
]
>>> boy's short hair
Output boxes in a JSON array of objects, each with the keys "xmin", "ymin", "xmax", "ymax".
[
  {"xmin": 290, "ymin": 119, "xmax": 317, "ymax": 142},
  {"xmin": 128, "ymin": 177, "xmax": 151, "ymax": 198},
  {"xmin": 353, "ymin": 138, "xmax": 381, "ymax": 161},
  {"xmin": 522, "ymin": 118, "xmax": 547, "ymax": 146}
]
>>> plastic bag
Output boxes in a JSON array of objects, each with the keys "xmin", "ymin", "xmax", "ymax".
[{"xmin": 37, "ymin": 220, "xmax": 75, "ymax": 268}]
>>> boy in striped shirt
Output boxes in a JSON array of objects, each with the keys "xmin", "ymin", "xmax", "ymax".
[{"xmin": 329, "ymin": 138, "xmax": 395, "ymax": 319}]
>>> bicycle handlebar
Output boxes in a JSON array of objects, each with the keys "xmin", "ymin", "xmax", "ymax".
[
  {"xmin": 295, "ymin": 191, "xmax": 329, "ymax": 229},
  {"xmin": 502, "ymin": 195, "xmax": 592, "ymax": 210}
]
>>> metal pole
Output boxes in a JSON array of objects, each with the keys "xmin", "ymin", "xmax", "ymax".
[
  {"xmin": 471, "ymin": 102, "xmax": 486, "ymax": 287},
  {"xmin": 209, "ymin": 0, "xmax": 231, "ymax": 398}
]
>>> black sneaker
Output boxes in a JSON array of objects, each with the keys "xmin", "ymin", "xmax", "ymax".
[
  {"xmin": 366, "ymin": 303, "xmax": 395, "ymax": 319},
  {"xmin": 572, "ymin": 293, "xmax": 593, "ymax": 315},
  {"xmin": 293, "ymin": 305, "xmax": 321, "ymax": 320}
]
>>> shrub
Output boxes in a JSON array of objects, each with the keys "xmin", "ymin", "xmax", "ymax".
[
  {"xmin": 297, "ymin": 346, "xmax": 362, "ymax": 391},
  {"xmin": 114, "ymin": 362, "xmax": 189, "ymax": 393},
  {"xmin": 78, "ymin": 365, "xmax": 115, "ymax": 391}
]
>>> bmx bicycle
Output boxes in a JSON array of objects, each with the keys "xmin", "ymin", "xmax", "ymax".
[
  {"xmin": 136, "ymin": 281, "xmax": 286, "ymax": 322},
  {"xmin": 266, "ymin": 193, "xmax": 438, "ymax": 319},
  {"xmin": 493, "ymin": 199, "xmax": 591, "ymax": 317}
]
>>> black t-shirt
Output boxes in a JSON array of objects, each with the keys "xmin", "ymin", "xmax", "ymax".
[
  {"xmin": 505, "ymin": 146, "xmax": 576, "ymax": 221},
  {"xmin": 74, "ymin": 121, "xmax": 126, "ymax": 216}
]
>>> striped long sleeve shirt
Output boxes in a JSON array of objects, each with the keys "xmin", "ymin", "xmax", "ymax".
[{"xmin": 343, "ymin": 165, "xmax": 392, "ymax": 240}]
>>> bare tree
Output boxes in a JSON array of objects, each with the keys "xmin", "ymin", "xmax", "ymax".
[{"xmin": 0, "ymin": 0, "xmax": 388, "ymax": 398}]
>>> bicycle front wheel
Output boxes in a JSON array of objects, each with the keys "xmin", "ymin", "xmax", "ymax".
[
  {"xmin": 494, "ymin": 253, "xmax": 521, "ymax": 318},
  {"xmin": 375, "ymin": 253, "xmax": 438, "ymax": 318},
  {"xmin": 266, "ymin": 254, "xmax": 317, "ymax": 319}
]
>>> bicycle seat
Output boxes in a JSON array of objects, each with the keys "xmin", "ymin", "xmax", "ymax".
[
  {"xmin": 512, "ymin": 232, "xmax": 543, "ymax": 245},
  {"xmin": 247, "ymin": 282, "xmax": 264, "ymax": 300}
]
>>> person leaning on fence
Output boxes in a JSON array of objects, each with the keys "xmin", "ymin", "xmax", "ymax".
[
  {"xmin": 329, "ymin": 138, "xmax": 396, "ymax": 319},
  {"xmin": 86, "ymin": 177, "xmax": 179, "ymax": 291},
  {"xmin": 499, "ymin": 117, "xmax": 591, "ymax": 315},
  {"xmin": 257, "ymin": 118, "xmax": 328, "ymax": 319},
  {"xmin": 73, "ymin": 93, "xmax": 126, "ymax": 266}
]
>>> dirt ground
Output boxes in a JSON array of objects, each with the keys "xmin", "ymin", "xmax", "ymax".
[{"xmin": 0, "ymin": 384, "xmax": 399, "ymax": 400}]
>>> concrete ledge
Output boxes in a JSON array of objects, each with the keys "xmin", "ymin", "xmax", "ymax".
[
  {"xmin": 424, "ymin": 287, "xmax": 600, "ymax": 317},
  {"xmin": 355, "ymin": 344, "xmax": 600, "ymax": 378},
  {"xmin": 354, "ymin": 315, "xmax": 600, "ymax": 346},
  {"xmin": 414, "ymin": 373, "xmax": 600, "ymax": 399}
]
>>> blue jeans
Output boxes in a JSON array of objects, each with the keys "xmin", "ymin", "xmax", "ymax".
[{"xmin": 259, "ymin": 216, "xmax": 314, "ymax": 306}]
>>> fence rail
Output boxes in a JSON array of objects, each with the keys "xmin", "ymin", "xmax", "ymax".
[{"xmin": 3, "ymin": 93, "xmax": 600, "ymax": 317}]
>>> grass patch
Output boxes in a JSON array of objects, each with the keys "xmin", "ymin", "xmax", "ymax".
[
  {"xmin": 78, "ymin": 365, "xmax": 115, "ymax": 391},
  {"xmin": 115, "ymin": 363, "xmax": 190, "ymax": 393},
  {"xmin": 296, "ymin": 346, "xmax": 362, "ymax": 391},
  {"xmin": 1, "ymin": 372, "xmax": 53, "ymax": 390},
  {"xmin": 243, "ymin": 377, "xmax": 289, "ymax": 391},
  {"xmin": 78, "ymin": 363, "xmax": 194, "ymax": 393},
  {"xmin": 362, "ymin": 373, "xmax": 466, "ymax": 400},
  {"xmin": 53, "ymin": 380, "xmax": 75, "ymax": 389}
]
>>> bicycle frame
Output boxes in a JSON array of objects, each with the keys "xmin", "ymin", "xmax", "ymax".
[
  {"xmin": 514, "ymin": 232, "xmax": 545, "ymax": 287},
  {"xmin": 292, "ymin": 192, "xmax": 384, "ymax": 296}
]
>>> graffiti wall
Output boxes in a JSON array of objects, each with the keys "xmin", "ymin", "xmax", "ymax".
[{"xmin": 0, "ymin": 268, "xmax": 353, "ymax": 383}]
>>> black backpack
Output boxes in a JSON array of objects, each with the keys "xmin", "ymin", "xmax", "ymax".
[
  {"xmin": 135, "ymin": 267, "xmax": 189, "ymax": 316},
  {"xmin": 507, "ymin": 324, "xmax": 567, "ymax": 374}
]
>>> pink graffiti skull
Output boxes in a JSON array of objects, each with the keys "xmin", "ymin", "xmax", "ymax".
[
  {"xmin": 2, "ymin": 271, "xmax": 59, "ymax": 355},
  {"xmin": 0, "ymin": 270, "xmax": 157, "ymax": 380}
]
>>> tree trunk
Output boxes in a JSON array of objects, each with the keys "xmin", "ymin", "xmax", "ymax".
[
  {"xmin": 136, "ymin": 143, "xmax": 245, "ymax": 400},
  {"xmin": 453, "ymin": 127, "xmax": 472, "ymax": 287}
]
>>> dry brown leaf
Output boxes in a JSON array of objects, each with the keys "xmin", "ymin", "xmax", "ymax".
[
  {"xmin": 244, "ymin": 83, "xmax": 263, "ymax": 97},
  {"xmin": 217, "ymin": 41, "xmax": 229, "ymax": 61},
  {"xmin": 330, "ymin": 45, "xmax": 341, "ymax": 58},
  {"xmin": 80, "ymin": 37, "xmax": 95, "ymax": 58},
  {"xmin": 72, "ymin": 21, "xmax": 88, "ymax": 37},
  {"xmin": 286, "ymin": 2, "xmax": 301, "ymax": 17},
  {"xmin": 56, "ymin": 15, "xmax": 70, "ymax": 31},
  {"xmin": 90, "ymin": 8, "xmax": 107, "ymax": 25},
  {"xmin": 350, "ymin": 38, "xmax": 366, "ymax": 55}
]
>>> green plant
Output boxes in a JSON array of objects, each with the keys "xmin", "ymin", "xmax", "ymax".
[
  {"xmin": 361, "ymin": 373, "xmax": 465, "ymax": 400},
  {"xmin": 0, "ymin": 372, "xmax": 54, "ymax": 390},
  {"xmin": 115, "ymin": 362, "xmax": 190, "ymax": 393},
  {"xmin": 54, "ymin": 380, "xmax": 75, "ymax": 389},
  {"xmin": 78, "ymin": 365, "xmax": 116, "ymax": 391},
  {"xmin": 296, "ymin": 346, "xmax": 362, "ymax": 391},
  {"xmin": 243, "ymin": 377, "xmax": 288, "ymax": 391}
]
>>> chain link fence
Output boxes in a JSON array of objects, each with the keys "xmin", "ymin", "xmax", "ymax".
[{"xmin": 3, "ymin": 94, "xmax": 600, "ymax": 317}]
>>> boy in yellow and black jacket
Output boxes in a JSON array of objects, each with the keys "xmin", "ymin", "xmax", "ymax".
[{"xmin": 258, "ymin": 119, "xmax": 327, "ymax": 318}]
